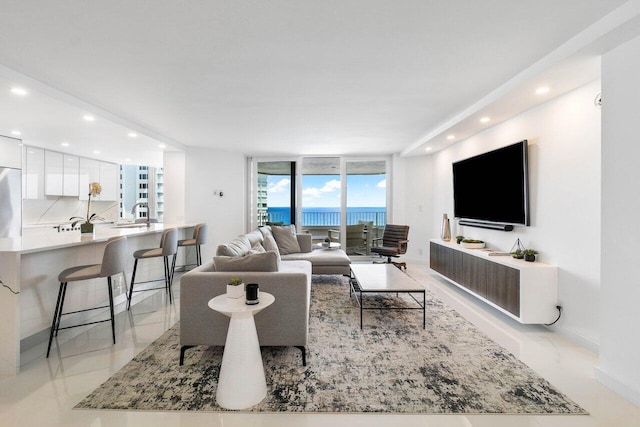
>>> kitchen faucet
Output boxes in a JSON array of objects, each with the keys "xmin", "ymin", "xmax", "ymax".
[{"xmin": 131, "ymin": 202, "xmax": 150, "ymax": 226}]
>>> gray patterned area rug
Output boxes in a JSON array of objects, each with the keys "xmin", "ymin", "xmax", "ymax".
[{"xmin": 76, "ymin": 275, "xmax": 586, "ymax": 414}]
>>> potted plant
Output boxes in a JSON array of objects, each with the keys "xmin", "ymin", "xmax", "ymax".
[
  {"xmin": 456, "ymin": 235, "xmax": 464, "ymax": 244},
  {"xmin": 511, "ymin": 249, "xmax": 524, "ymax": 259},
  {"xmin": 227, "ymin": 277, "xmax": 245, "ymax": 299},
  {"xmin": 70, "ymin": 182, "xmax": 103, "ymax": 235},
  {"xmin": 523, "ymin": 249, "xmax": 538, "ymax": 262}
]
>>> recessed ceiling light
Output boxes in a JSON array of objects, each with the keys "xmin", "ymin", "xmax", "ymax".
[
  {"xmin": 446, "ymin": 135, "xmax": 455, "ymax": 140},
  {"xmin": 61, "ymin": 142, "xmax": 70, "ymax": 147},
  {"xmin": 93, "ymin": 150, "xmax": 101, "ymax": 154},
  {"xmin": 83, "ymin": 115, "xmax": 95, "ymax": 122},
  {"xmin": 480, "ymin": 117, "xmax": 490, "ymax": 123},
  {"xmin": 425, "ymin": 147, "xmax": 433, "ymax": 152},
  {"xmin": 128, "ymin": 132, "xmax": 137, "ymax": 138},
  {"xmin": 536, "ymin": 86, "xmax": 550, "ymax": 95},
  {"xmin": 125, "ymin": 158, "xmax": 132, "ymax": 162},
  {"xmin": 158, "ymin": 144, "xmax": 166, "ymax": 149},
  {"xmin": 11, "ymin": 130, "xmax": 21, "ymax": 136},
  {"xmin": 10, "ymin": 87, "xmax": 27, "ymax": 96}
]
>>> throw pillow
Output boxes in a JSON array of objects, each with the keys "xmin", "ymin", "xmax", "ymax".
[
  {"xmin": 262, "ymin": 233, "xmax": 281, "ymax": 261},
  {"xmin": 213, "ymin": 251, "xmax": 278, "ymax": 272},
  {"xmin": 271, "ymin": 225, "xmax": 301, "ymax": 255},
  {"xmin": 216, "ymin": 235, "xmax": 252, "ymax": 257},
  {"xmin": 248, "ymin": 242, "xmax": 266, "ymax": 254}
]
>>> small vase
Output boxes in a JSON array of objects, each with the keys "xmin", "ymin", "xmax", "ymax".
[
  {"xmin": 441, "ymin": 214, "xmax": 451, "ymax": 242},
  {"xmin": 226, "ymin": 284, "xmax": 245, "ymax": 299},
  {"xmin": 80, "ymin": 222, "xmax": 94, "ymax": 235}
]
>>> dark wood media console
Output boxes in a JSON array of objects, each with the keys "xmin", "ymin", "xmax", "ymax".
[{"xmin": 429, "ymin": 239, "xmax": 558, "ymax": 324}]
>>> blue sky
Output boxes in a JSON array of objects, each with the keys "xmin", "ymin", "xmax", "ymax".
[{"xmin": 266, "ymin": 174, "xmax": 386, "ymax": 207}]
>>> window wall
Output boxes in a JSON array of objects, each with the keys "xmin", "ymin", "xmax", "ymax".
[{"xmin": 250, "ymin": 156, "xmax": 389, "ymax": 251}]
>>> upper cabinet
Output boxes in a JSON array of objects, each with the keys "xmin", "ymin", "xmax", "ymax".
[
  {"xmin": 79, "ymin": 157, "xmax": 118, "ymax": 201},
  {"xmin": 44, "ymin": 150, "xmax": 63, "ymax": 196},
  {"xmin": 98, "ymin": 162, "xmax": 118, "ymax": 201},
  {"xmin": 26, "ymin": 146, "xmax": 119, "ymax": 202},
  {"xmin": 63, "ymin": 154, "xmax": 79, "ymax": 196},
  {"xmin": 25, "ymin": 146, "xmax": 45, "ymax": 199}
]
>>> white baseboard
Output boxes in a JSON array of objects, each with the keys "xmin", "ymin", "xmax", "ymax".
[
  {"xmin": 550, "ymin": 325, "xmax": 599, "ymax": 354},
  {"xmin": 595, "ymin": 367, "xmax": 640, "ymax": 408}
]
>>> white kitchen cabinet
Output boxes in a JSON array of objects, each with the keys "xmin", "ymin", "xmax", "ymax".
[
  {"xmin": 44, "ymin": 150, "xmax": 63, "ymax": 196},
  {"xmin": 78, "ymin": 158, "xmax": 100, "ymax": 200},
  {"xmin": 79, "ymin": 158, "xmax": 118, "ymax": 201},
  {"xmin": 63, "ymin": 154, "xmax": 79, "ymax": 196},
  {"xmin": 25, "ymin": 146, "xmax": 45, "ymax": 199}
]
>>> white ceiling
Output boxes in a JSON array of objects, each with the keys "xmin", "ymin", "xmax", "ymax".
[{"xmin": 0, "ymin": 1, "xmax": 634, "ymax": 160}]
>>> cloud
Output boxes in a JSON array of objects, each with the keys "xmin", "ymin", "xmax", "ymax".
[
  {"xmin": 320, "ymin": 179, "xmax": 341, "ymax": 192},
  {"xmin": 377, "ymin": 179, "xmax": 386, "ymax": 188},
  {"xmin": 302, "ymin": 187, "xmax": 321, "ymax": 197},
  {"xmin": 268, "ymin": 178, "xmax": 290, "ymax": 193},
  {"xmin": 302, "ymin": 179, "xmax": 341, "ymax": 199}
]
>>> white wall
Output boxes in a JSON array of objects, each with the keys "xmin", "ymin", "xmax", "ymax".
[
  {"xmin": 398, "ymin": 80, "xmax": 602, "ymax": 350},
  {"xmin": 183, "ymin": 147, "xmax": 247, "ymax": 262},
  {"xmin": 162, "ymin": 151, "xmax": 186, "ymax": 224},
  {"xmin": 597, "ymin": 34, "xmax": 640, "ymax": 407}
]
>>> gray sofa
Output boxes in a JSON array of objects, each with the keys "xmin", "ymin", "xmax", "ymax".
[{"xmin": 179, "ymin": 227, "xmax": 350, "ymax": 366}]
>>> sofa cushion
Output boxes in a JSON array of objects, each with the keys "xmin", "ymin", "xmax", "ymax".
[
  {"xmin": 248, "ymin": 242, "xmax": 266, "ymax": 254},
  {"xmin": 262, "ymin": 233, "xmax": 281, "ymax": 262},
  {"xmin": 258, "ymin": 226, "xmax": 272, "ymax": 239},
  {"xmin": 213, "ymin": 251, "xmax": 279, "ymax": 272},
  {"xmin": 281, "ymin": 249, "xmax": 351, "ymax": 266},
  {"xmin": 245, "ymin": 230, "xmax": 264, "ymax": 247},
  {"xmin": 216, "ymin": 235, "xmax": 252, "ymax": 257},
  {"xmin": 271, "ymin": 225, "xmax": 301, "ymax": 255}
]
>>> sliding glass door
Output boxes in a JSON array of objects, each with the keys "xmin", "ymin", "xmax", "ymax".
[
  {"xmin": 300, "ymin": 157, "xmax": 341, "ymax": 242},
  {"xmin": 345, "ymin": 160, "xmax": 387, "ymax": 254}
]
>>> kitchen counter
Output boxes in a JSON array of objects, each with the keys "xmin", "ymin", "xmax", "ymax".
[
  {"xmin": 0, "ymin": 223, "xmax": 192, "ymax": 254},
  {"xmin": 0, "ymin": 222, "xmax": 195, "ymax": 375}
]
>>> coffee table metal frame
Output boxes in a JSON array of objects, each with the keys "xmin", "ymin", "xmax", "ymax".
[{"xmin": 349, "ymin": 264, "xmax": 426, "ymax": 329}]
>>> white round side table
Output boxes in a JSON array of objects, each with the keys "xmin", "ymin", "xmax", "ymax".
[{"xmin": 208, "ymin": 292, "xmax": 275, "ymax": 410}]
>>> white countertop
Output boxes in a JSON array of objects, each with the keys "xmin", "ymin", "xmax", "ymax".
[{"xmin": 0, "ymin": 222, "xmax": 195, "ymax": 254}]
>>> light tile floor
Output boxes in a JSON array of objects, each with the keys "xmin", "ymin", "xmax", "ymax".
[{"xmin": 1, "ymin": 262, "xmax": 639, "ymax": 426}]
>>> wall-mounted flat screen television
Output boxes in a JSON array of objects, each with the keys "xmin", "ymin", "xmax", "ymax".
[{"xmin": 452, "ymin": 140, "xmax": 529, "ymax": 228}]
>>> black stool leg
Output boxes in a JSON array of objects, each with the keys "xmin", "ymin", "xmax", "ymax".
[
  {"xmin": 46, "ymin": 282, "xmax": 65, "ymax": 358},
  {"xmin": 196, "ymin": 245, "xmax": 202, "ymax": 266},
  {"xmin": 55, "ymin": 282, "xmax": 69, "ymax": 337},
  {"xmin": 127, "ymin": 259, "xmax": 138, "ymax": 310},
  {"xmin": 107, "ymin": 276, "xmax": 116, "ymax": 344}
]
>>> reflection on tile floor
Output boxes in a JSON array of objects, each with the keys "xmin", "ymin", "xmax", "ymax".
[{"xmin": 1, "ymin": 262, "xmax": 639, "ymax": 426}]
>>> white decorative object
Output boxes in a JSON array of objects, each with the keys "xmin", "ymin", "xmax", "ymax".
[
  {"xmin": 208, "ymin": 292, "xmax": 276, "ymax": 409},
  {"xmin": 226, "ymin": 283, "xmax": 245, "ymax": 299}
]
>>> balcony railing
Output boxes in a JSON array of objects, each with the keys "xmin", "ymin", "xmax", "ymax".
[{"xmin": 263, "ymin": 209, "xmax": 386, "ymax": 227}]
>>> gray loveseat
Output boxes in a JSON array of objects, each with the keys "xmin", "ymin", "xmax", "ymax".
[{"xmin": 179, "ymin": 227, "xmax": 350, "ymax": 366}]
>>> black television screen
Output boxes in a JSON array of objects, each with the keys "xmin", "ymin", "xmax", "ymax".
[{"xmin": 453, "ymin": 140, "xmax": 529, "ymax": 227}]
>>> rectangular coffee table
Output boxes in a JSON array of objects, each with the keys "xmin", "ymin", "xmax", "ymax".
[{"xmin": 349, "ymin": 264, "xmax": 426, "ymax": 329}]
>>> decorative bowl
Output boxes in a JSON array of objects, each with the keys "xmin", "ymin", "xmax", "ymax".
[{"xmin": 461, "ymin": 242, "xmax": 486, "ymax": 249}]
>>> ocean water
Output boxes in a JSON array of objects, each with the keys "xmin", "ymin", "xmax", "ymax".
[{"xmin": 266, "ymin": 207, "xmax": 386, "ymax": 226}]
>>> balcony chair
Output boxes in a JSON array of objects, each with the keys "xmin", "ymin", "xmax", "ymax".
[
  {"xmin": 127, "ymin": 228, "xmax": 178, "ymax": 310},
  {"xmin": 47, "ymin": 236, "xmax": 128, "ymax": 357},
  {"xmin": 328, "ymin": 224, "xmax": 366, "ymax": 254},
  {"xmin": 370, "ymin": 224, "xmax": 410, "ymax": 270}
]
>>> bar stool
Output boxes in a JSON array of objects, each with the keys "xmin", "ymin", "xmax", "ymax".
[
  {"xmin": 46, "ymin": 236, "xmax": 128, "ymax": 358},
  {"xmin": 127, "ymin": 228, "xmax": 178, "ymax": 310},
  {"xmin": 177, "ymin": 223, "xmax": 207, "ymax": 270}
]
